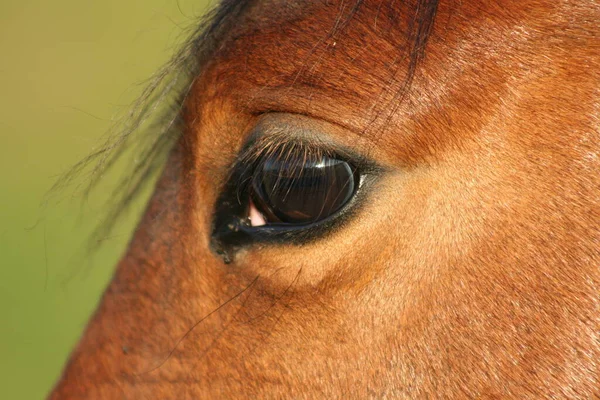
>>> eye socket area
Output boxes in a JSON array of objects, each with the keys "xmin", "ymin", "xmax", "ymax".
[
  {"xmin": 247, "ymin": 152, "xmax": 359, "ymax": 226},
  {"xmin": 211, "ymin": 133, "xmax": 377, "ymax": 263}
]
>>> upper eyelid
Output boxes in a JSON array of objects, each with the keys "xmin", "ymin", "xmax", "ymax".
[{"xmin": 234, "ymin": 128, "xmax": 382, "ymax": 176}]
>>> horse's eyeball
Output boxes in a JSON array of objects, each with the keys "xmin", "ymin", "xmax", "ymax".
[{"xmin": 248, "ymin": 153, "xmax": 358, "ymax": 225}]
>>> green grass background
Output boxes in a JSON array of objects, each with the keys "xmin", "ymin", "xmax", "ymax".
[{"xmin": 1, "ymin": 1, "xmax": 211, "ymax": 398}]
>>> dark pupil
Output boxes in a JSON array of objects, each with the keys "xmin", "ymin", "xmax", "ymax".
[{"xmin": 251, "ymin": 154, "xmax": 357, "ymax": 224}]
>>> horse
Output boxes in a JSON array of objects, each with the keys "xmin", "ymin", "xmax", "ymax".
[{"xmin": 49, "ymin": 0, "xmax": 600, "ymax": 398}]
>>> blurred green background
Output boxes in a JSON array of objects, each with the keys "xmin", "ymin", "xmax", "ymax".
[{"xmin": 0, "ymin": 1, "xmax": 210, "ymax": 398}]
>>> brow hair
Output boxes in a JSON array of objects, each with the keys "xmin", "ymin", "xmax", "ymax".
[{"xmin": 54, "ymin": 0, "xmax": 439, "ymax": 250}]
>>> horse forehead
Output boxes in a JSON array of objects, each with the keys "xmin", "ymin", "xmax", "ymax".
[
  {"xmin": 199, "ymin": 0, "xmax": 583, "ymax": 149},
  {"xmin": 200, "ymin": 1, "xmax": 419, "ymax": 142}
]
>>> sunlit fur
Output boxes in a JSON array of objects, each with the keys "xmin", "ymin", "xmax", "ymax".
[{"xmin": 50, "ymin": 0, "xmax": 600, "ymax": 398}]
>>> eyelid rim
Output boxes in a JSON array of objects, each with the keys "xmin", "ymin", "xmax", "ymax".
[{"xmin": 211, "ymin": 172, "xmax": 375, "ymax": 263}]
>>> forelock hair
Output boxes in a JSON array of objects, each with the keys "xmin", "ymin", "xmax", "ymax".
[{"xmin": 53, "ymin": 0, "xmax": 439, "ymax": 250}]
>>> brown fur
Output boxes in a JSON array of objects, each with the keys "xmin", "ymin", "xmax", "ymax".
[{"xmin": 50, "ymin": 0, "xmax": 600, "ymax": 398}]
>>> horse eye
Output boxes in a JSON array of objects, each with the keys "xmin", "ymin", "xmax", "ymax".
[{"xmin": 247, "ymin": 152, "xmax": 359, "ymax": 226}]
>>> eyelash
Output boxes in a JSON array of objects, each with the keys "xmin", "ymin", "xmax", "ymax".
[{"xmin": 235, "ymin": 141, "xmax": 326, "ymax": 203}]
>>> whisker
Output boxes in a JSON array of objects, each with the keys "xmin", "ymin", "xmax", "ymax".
[{"xmin": 139, "ymin": 275, "xmax": 259, "ymax": 375}]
